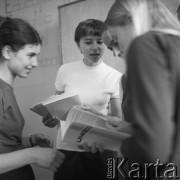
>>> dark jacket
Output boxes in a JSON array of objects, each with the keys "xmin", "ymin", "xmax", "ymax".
[{"xmin": 121, "ymin": 31, "xmax": 180, "ymax": 179}]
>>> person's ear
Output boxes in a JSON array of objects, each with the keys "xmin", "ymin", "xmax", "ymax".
[
  {"xmin": 77, "ymin": 43, "xmax": 82, "ymax": 53},
  {"xmin": 2, "ymin": 45, "xmax": 12, "ymax": 60}
]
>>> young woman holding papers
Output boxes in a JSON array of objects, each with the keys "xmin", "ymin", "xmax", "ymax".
[{"xmin": 43, "ymin": 19, "xmax": 122, "ymax": 180}]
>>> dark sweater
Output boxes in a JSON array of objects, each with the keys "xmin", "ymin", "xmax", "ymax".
[
  {"xmin": 0, "ymin": 79, "xmax": 24, "ymax": 153},
  {"xmin": 122, "ymin": 30, "xmax": 180, "ymax": 179}
]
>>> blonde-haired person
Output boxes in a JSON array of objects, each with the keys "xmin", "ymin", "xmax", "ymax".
[{"xmin": 102, "ymin": 0, "xmax": 180, "ymax": 178}]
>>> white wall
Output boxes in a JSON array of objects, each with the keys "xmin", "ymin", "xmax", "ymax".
[
  {"xmin": 0, "ymin": 0, "xmax": 180, "ymax": 179},
  {"xmin": 2, "ymin": 0, "xmax": 122, "ymax": 180},
  {"xmin": 59, "ymin": 0, "xmax": 125, "ymax": 73},
  {"xmin": 3, "ymin": 1, "xmax": 88, "ymax": 180},
  {"xmin": 0, "ymin": 0, "xmax": 5, "ymax": 15}
]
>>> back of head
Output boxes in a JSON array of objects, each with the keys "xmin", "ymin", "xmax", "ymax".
[
  {"xmin": 74, "ymin": 19, "xmax": 106, "ymax": 44},
  {"xmin": 105, "ymin": 0, "xmax": 180, "ymax": 37},
  {"xmin": 0, "ymin": 16, "xmax": 42, "ymax": 58}
]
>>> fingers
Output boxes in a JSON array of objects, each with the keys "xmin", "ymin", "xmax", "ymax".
[
  {"xmin": 106, "ymin": 119, "xmax": 120, "ymax": 126},
  {"xmin": 82, "ymin": 142, "xmax": 91, "ymax": 152},
  {"xmin": 51, "ymin": 151, "xmax": 65, "ymax": 172},
  {"xmin": 56, "ymin": 151, "xmax": 65, "ymax": 164},
  {"xmin": 42, "ymin": 116, "xmax": 59, "ymax": 128},
  {"xmin": 43, "ymin": 138, "xmax": 54, "ymax": 148},
  {"xmin": 34, "ymin": 134, "xmax": 54, "ymax": 148},
  {"xmin": 91, "ymin": 142, "xmax": 104, "ymax": 153},
  {"xmin": 97, "ymin": 143, "xmax": 104, "ymax": 153},
  {"xmin": 105, "ymin": 122, "xmax": 116, "ymax": 130},
  {"xmin": 45, "ymin": 149, "xmax": 65, "ymax": 172},
  {"xmin": 83, "ymin": 142, "xmax": 104, "ymax": 153},
  {"xmin": 91, "ymin": 142, "xmax": 98, "ymax": 153},
  {"xmin": 105, "ymin": 122, "xmax": 120, "ymax": 131}
]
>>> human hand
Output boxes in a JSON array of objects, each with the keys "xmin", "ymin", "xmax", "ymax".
[
  {"xmin": 31, "ymin": 147, "xmax": 65, "ymax": 172},
  {"xmin": 80, "ymin": 142, "xmax": 104, "ymax": 153},
  {"xmin": 106, "ymin": 120, "xmax": 133, "ymax": 133},
  {"xmin": 42, "ymin": 115, "xmax": 59, "ymax": 128},
  {"xmin": 30, "ymin": 134, "xmax": 54, "ymax": 148}
]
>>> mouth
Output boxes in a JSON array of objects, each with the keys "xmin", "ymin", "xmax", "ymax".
[
  {"xmin": 26, "ymin": 68, "xmax": 32, "ymax": 74},
  {"xmin": 90, "ymin": 54, "xmax": 100, "ymax": 57}
]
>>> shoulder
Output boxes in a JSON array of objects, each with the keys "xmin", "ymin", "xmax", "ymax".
[
  {"xmin": 102, "ymin": 62, "xmax": 122, "ymax": 78},
  {"xmin": 127, "ymin": 31, "xmax": 174, "ymax": 66},
  {"xmin": 129, "ymin": 31, "xmax": 180, "ymax": 54},
  {"xmin": 126, "ymin": 31, "xmax": 180, "ymax": 78},
  {"xmin": 57, "ymin": 61, "xmax": 81, "ymax": 73}
]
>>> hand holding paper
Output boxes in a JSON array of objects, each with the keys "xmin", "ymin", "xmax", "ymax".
[
  {"xmin": 30, "ymin": 92, "xmax": 82, "ymax": 121},
  {"xmin": 42, "ymin": 115, "xmax": 60, "ymax": 128}
]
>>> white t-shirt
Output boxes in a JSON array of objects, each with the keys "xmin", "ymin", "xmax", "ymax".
[{"xmin": 55, "ymin": 60, "xmax": 122, "ymax": 151}]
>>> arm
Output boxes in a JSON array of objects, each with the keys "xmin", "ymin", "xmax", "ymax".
[
  {"xmin": 0, "ymin": 147, "xmax": 65, "ymax": 174},
  {"xmin": 103, "ymin": 72, "xmax": 123, "ymax": 123},
  {"xmin": 122, "ymin": 34, "xmax": 174, "ymax": 165},
  {"xmin": 105, "ymin": 98, "xmax": 122, "ymax": 120}
]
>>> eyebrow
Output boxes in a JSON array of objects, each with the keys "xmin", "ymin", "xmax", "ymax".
[
  {"xmin": 28, "ymin": 52, "xmax": 40, "ymax": 56},
  {"xmin": 83, "ymin": 37, "xmax": 102, "ymax": 40}
]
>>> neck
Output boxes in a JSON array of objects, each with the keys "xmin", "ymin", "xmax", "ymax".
[
  {"xmin": 83, "ymin": 58, "xmax": 102, "ymax": 67},
  {"xmin": 0, "ymin": 65, "xmax": 14, "ymax": 86}
]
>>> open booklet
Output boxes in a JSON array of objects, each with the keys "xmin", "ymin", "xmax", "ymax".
[
  {"xmin": 30, "ymin": 92, "xmax": 82, "ymax": 120},
  {"xmin": 59, "ymin": 106, "xmax": 133, "ymax": 152}
]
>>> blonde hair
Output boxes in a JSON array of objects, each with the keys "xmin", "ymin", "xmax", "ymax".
[{"xmin": 105, "ymin": 0, "xmax": 180, "ymax": 37}]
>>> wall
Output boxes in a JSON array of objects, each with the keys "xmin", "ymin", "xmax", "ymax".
[
  {"xmin": 3, "ymin": 1, "xmax": 85, "ymax": 180},
  {"xmin": 0, "ymin": 0, "xmax": 5, "ymax": 15},
  {"xmin": 2, "ymin": 0, "xmax": 119, "ymax": 180},
  {"xmin": 1, "ymin": 0, "xmax": 180, "ymax": 180},
  {"xmin": 59, "ymin": 0, "xmax": 125, "ymax": 73}
]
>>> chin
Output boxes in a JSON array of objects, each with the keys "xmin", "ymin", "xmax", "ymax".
[
  {"xmin": 18, "ymin": 74, "xmax": 29, "ymax": 78},
  {"xmin": 91, "ymin": 57, "xmax": 101, "ymax": 62}
]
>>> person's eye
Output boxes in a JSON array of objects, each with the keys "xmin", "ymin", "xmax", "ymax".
[
  {"xmin": 28, "ymin": 53, "xmax": 35, "ymax": 58},
  {"xmin": 97, "ymin": 41, "xmax": 103, "ymax": 44},
  {"xmin": 84, "ymin": 41, "xmax": 92, "ymax": 45}
]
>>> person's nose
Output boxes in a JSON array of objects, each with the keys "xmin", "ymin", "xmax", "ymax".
[
  {"xmin": 31, "ymin": 56, "xmax": 38, "ymax": 68},
  {"xmin": 112, "ymin": 47, "xmax": 120, "ymax": 57},
  {"xmin": 91, "ymin": 42, "xmax": 99, "ymax": 50}
]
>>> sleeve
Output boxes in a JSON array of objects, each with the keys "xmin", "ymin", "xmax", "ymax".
[
  {"xmin": 55, "ymin": 66, "xmax": 65, "ymax": 92},
  {"xmin": 0, "ymin": 92, "xmax": 4, "ymax": 123},
  {"xmin": 121, "ymin": 35, "xmax": 174, "ymax": 165},
  {"xmin": 111, "ymin": 72, "xmax": 122, "ymax": 99}
]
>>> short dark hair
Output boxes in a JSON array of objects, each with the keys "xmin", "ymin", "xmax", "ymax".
[
  {"xmin": 74, "ymin": 19, "xmax": 106, "ymax": 44},
  {"xmin": 0, "ymin": 16, "xmax": 42, "ymax": 57}
]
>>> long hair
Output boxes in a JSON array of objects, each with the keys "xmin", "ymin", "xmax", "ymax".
[{"xmin": 105, "ymin": 0, "xmax": 180, "ymax": 37}]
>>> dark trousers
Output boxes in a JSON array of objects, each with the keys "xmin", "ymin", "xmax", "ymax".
[
  {"xmin": 54, "ymin": 150, "xmax": 117, "ymax": 180},
  {"xmin": 0, "ymin": 165, "xmax": 35, "ymax": 180}
]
